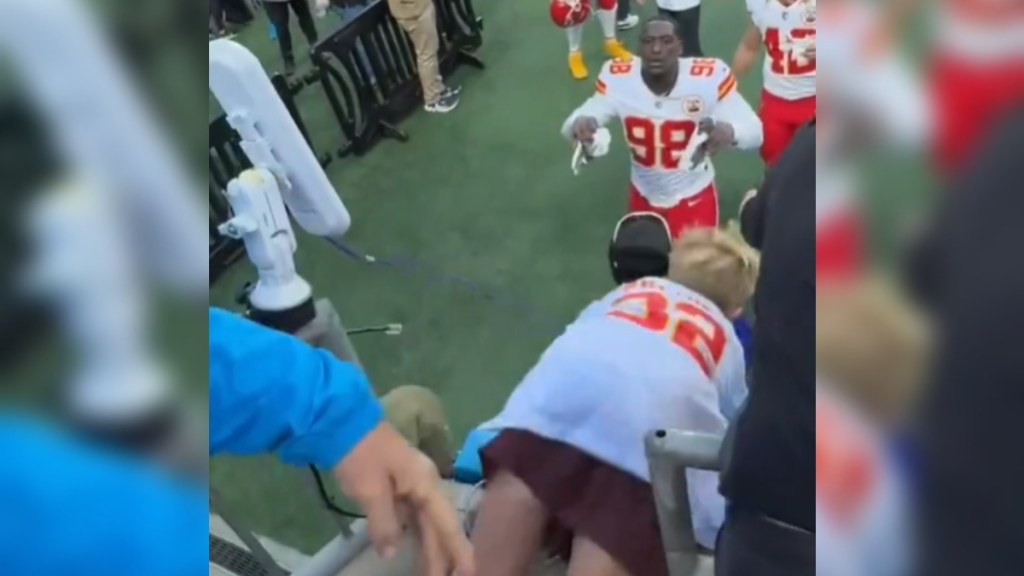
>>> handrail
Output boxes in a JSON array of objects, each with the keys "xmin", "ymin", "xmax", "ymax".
[{"xmin": 645, "ymin": 429, "xmax": 723, "ymax": 576}]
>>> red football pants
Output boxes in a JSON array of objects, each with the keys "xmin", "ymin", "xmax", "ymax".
[
  {"xmin": 759, "ymin": 90, "xmax": 817, "ymax": 167},
  {"xmin": 628, "ymin": 182, "xmax": 719, "ymax": 238},
  {"xmin": 816, "ymin": 209, "xmax": 864, "ymax": 283},
  {"xmin": 931, "ymin": 54, "xmax": 1024, "ymax": 174}
]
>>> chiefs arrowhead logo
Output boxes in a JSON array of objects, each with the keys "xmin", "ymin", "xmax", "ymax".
[
  {"xmin": 684, "ymin": 96, "xmax": 705, "ymax": 116},
  {"xmin": 803, "ymin": 6, "xmax": 817, "ymax": 25}
]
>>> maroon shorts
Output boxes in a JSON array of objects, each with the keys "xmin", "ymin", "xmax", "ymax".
[{"xmin": 481, "ymin": 429, "xmax": 669, "ymax": 576}]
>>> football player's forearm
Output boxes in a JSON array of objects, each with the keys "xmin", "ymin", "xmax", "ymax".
[
  {"xmin": 716, "ymin": 93, "xmax": 763, "ymax": 150},
  {"xmin": 732, "ymin": 46, "xmax": 759, "ymax": 78},
  {"xmin": 733, "ymin": 25, "xmax": 762, "ymax": 77},
  {"xmin": 561, "ymin": 97, "xmax": 616, "ymax": 141}
]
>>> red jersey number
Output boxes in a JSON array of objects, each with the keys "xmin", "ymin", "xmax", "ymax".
[
  {"xmin": 608, "ymin": 287, "xmax": 727, "ymax": 376},
  {"xmin": 764, "ymin": 28, "xmax": 816, "ymax": 76},
  {"xmin": 623, "ymin": 117, "xmax": 697, "ymax": 169}
]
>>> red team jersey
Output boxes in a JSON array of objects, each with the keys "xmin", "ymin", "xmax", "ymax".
[
  {"xmin": 562, "ymin": 58, "xmax": 762, "ymax": 236},
  {"xmin": 747, "ymin": 0, "xmax": 818, "ymax": 165}
]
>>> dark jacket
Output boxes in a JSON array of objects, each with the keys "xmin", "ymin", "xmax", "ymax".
[
  {"xmin": 916, "ymin": 109, "xmax": 1024, "ymax": 576},
  {"xmin": 720, "ymin": 120, "xmax": 816, "ymax": 530}
]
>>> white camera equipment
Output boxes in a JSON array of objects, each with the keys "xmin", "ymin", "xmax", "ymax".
[
  {"xmin": 209, "ymin": 39, "xmax": 361, "ymax": 339},
  {"xmin": 1, "ymin": 0, "xmax": 210, "ymax": 297},
  {"xmin": 0, "ymin": 0, "xmax": 209, "ymax": 463},
  {"xmin": 211, "ymin": 40, "xmax": 400, "ymax": 574}
]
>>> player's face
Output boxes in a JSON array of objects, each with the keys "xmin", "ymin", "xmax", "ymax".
[{"xmin": 640, "ymin": 21, "xmax": 682, "ymax": 75}]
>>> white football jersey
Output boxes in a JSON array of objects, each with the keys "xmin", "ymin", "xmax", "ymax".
[
  {"xmin": 747, "ymin": 0, "xmax": 818, "ymax": 100},
  {"xmin": 484, "ymin": 277, "xmax": 748, "ymax": 549},
  {"xmin": 816, "ymin": 387, "xmax": 911, "ymax": 576},
  {"xmin": 562, "ymin": 58, "xmax": 762, "ymax": 208}
]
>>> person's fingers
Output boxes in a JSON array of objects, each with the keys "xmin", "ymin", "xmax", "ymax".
[
  {"xmin": 356, "ymin": 482, "xmax": 404, "ymax": 559},
  {"xmin": 416, "ymin": 489, "xmax": 476, "ymax": 575},
  {"xmin": 414, "ymin": 508, "xmax": 446, "ymax": 576}
]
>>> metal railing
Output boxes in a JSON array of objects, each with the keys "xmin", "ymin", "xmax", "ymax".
[{"xmin": 645, "ymin": 429, "xmax": 723, "ymax": 576}]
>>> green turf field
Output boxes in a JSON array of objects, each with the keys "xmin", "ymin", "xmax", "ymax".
[{"xmin": 208, "ymin": 0, "xmax": 927, "ymax": 552}]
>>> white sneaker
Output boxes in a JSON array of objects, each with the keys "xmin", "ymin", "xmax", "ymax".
[
  {"xmin": 617, "ymin": 14, "xmax": 639, "ymax": 30},
  {"xmin": 425, "ymin": 92, "xmax": 460, "ymax": 113}
]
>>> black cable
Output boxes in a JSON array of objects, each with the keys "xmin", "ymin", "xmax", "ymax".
[{"xmin": 309, "ymin": 465, "xmax": 366, "ymax": 519}]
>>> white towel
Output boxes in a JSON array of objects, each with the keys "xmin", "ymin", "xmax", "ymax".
[{"xmin": 571, "ymin": 127, "xmax": 611, "ymax": 175}]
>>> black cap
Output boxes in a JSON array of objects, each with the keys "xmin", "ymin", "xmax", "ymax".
[{"xmin": 608, "ymin": 212, "xmax": 672, "ymax": 284}]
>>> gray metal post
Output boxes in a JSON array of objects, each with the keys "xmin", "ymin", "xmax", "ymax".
[
  {"xmin": 289, "ymin": 520, "xmax": 372, "ymax": 576},
  {"xmin": 295, "ymin": 298, "xmax": 364, "ymax": 370},
  {"xmin": 645, "ymin": 430, "xmax": 724, "ymax": 576},
  {"xmin": 291, "ymin": 298, "xmax": 374, "ymax": 564}
]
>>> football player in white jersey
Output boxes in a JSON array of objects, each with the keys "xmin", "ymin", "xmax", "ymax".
[
  {"xmin": 733, "ymin": 0, "xmax": 817, "ymax": 166},
  {"xmin": 875, "ymin": 0, "xmax": 1024, "ymax": 173},
  {"xmin": 470, "ymin": 224, "xmax": 757, "ymax": 576},
  {"xmin": 562, "ymin": 16, "xmax": 763, "ymax": 238},
  {"xmin": 550, "ymin": 0, "xmax": 634, "ymax": 80}
]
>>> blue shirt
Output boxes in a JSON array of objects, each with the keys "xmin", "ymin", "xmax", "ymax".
[{"xmin": 0, "ymin": 308, "xmax": 383, "ymax": 576}]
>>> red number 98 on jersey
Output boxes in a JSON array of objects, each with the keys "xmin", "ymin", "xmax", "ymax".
[{"xmin": 623, "ymin": 118, "xmax": 698, "ymax": 169}]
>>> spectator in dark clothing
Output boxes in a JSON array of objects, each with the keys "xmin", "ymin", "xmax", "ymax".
[
  {"xmin": 616, "ymin": 0, "xmax": 639, "ymax": 30},
  {"xmin": 914, "ymin": 109, "xmax": 1024, "ymax": 576},
  {"xmin": 210, "ymin": 0, "xmax": 226, "ymax": 37},
  {"xmin": 657, "ymin": 0, "xmax": 704, "ymax": 56},
  {"xmin": 264, "ymin": 0, "xmax": 321, "ymax": 76},
  {"xmin": 716, "ymin": 120, "xmax": 816, "ymax": 576}
]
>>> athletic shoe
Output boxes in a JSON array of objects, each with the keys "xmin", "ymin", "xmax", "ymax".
[
  {"xmin": 617, "ymin": 14, "xmax": 640, "ymax": 30},
  {"xmin": 568, "ymin": 51, "xmax": 588, "ymax": 80},
  {"xmin": 604, "ymin": 38, "xmax": 632, "ymax": 61},
  {"xmin": 442, "ymin": 85, "xmax": 463, "ymax": 98},
  {"xmin": 425, "ymin": 92, "xmax": 460, "ymax": 113}
]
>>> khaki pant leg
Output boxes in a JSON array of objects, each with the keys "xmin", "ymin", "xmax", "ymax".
[{"xmin": 397, "ymin": 4, "xmax": 444, "ymax": 104}]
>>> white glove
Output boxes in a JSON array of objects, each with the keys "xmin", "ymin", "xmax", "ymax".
[
  {"xmin": 571, "ymin": 127, "xmax": 611, "ymax": 175},
  {"xmin": 314, "ymin": 0, "xmax": 331, "ymax": 18}
]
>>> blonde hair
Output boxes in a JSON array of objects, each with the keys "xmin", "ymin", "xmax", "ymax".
[
  {"xmin": 667, "ymin": 224, "xmax": 760, "ymax": 315},
  {"xmin": 816, "ymin": 276, "xmax": 932, "ymax": 427}
]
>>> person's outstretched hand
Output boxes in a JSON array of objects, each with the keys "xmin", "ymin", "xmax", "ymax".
[{"xmin": 332, "ymin": 422, "xmax": 475, "ymax": 576}]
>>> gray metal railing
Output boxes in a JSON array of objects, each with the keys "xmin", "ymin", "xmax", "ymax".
[{"xmin": 645, "ymin": 429, "xmax": 723, "ymax": 576}]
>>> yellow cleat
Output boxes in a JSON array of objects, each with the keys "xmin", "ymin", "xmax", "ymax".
[
  {"xmin": 568, "ymin": 51, "xmax": 588, "ymax": 80},
  {"xmin": 604, "ymin": 39, "xmax": 632, "ymax": 62}
]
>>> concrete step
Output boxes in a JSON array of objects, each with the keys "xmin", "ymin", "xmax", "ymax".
[{"xmin": 209, "ymin": 514, "xmax": 310, "ymax": 575}]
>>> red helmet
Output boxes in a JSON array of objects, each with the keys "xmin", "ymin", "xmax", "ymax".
[{"xmin": 550, "ymin": 0, "xmax": 590, "ymax": 28}]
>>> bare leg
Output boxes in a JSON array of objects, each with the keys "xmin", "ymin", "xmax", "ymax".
[
  {"xmin": 471, "ymin": 470, "xmax": 549, "ymax": 576},
  {"xmin": 567, "ymin": 536, "xmax": 633, "ymax": 576}
]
